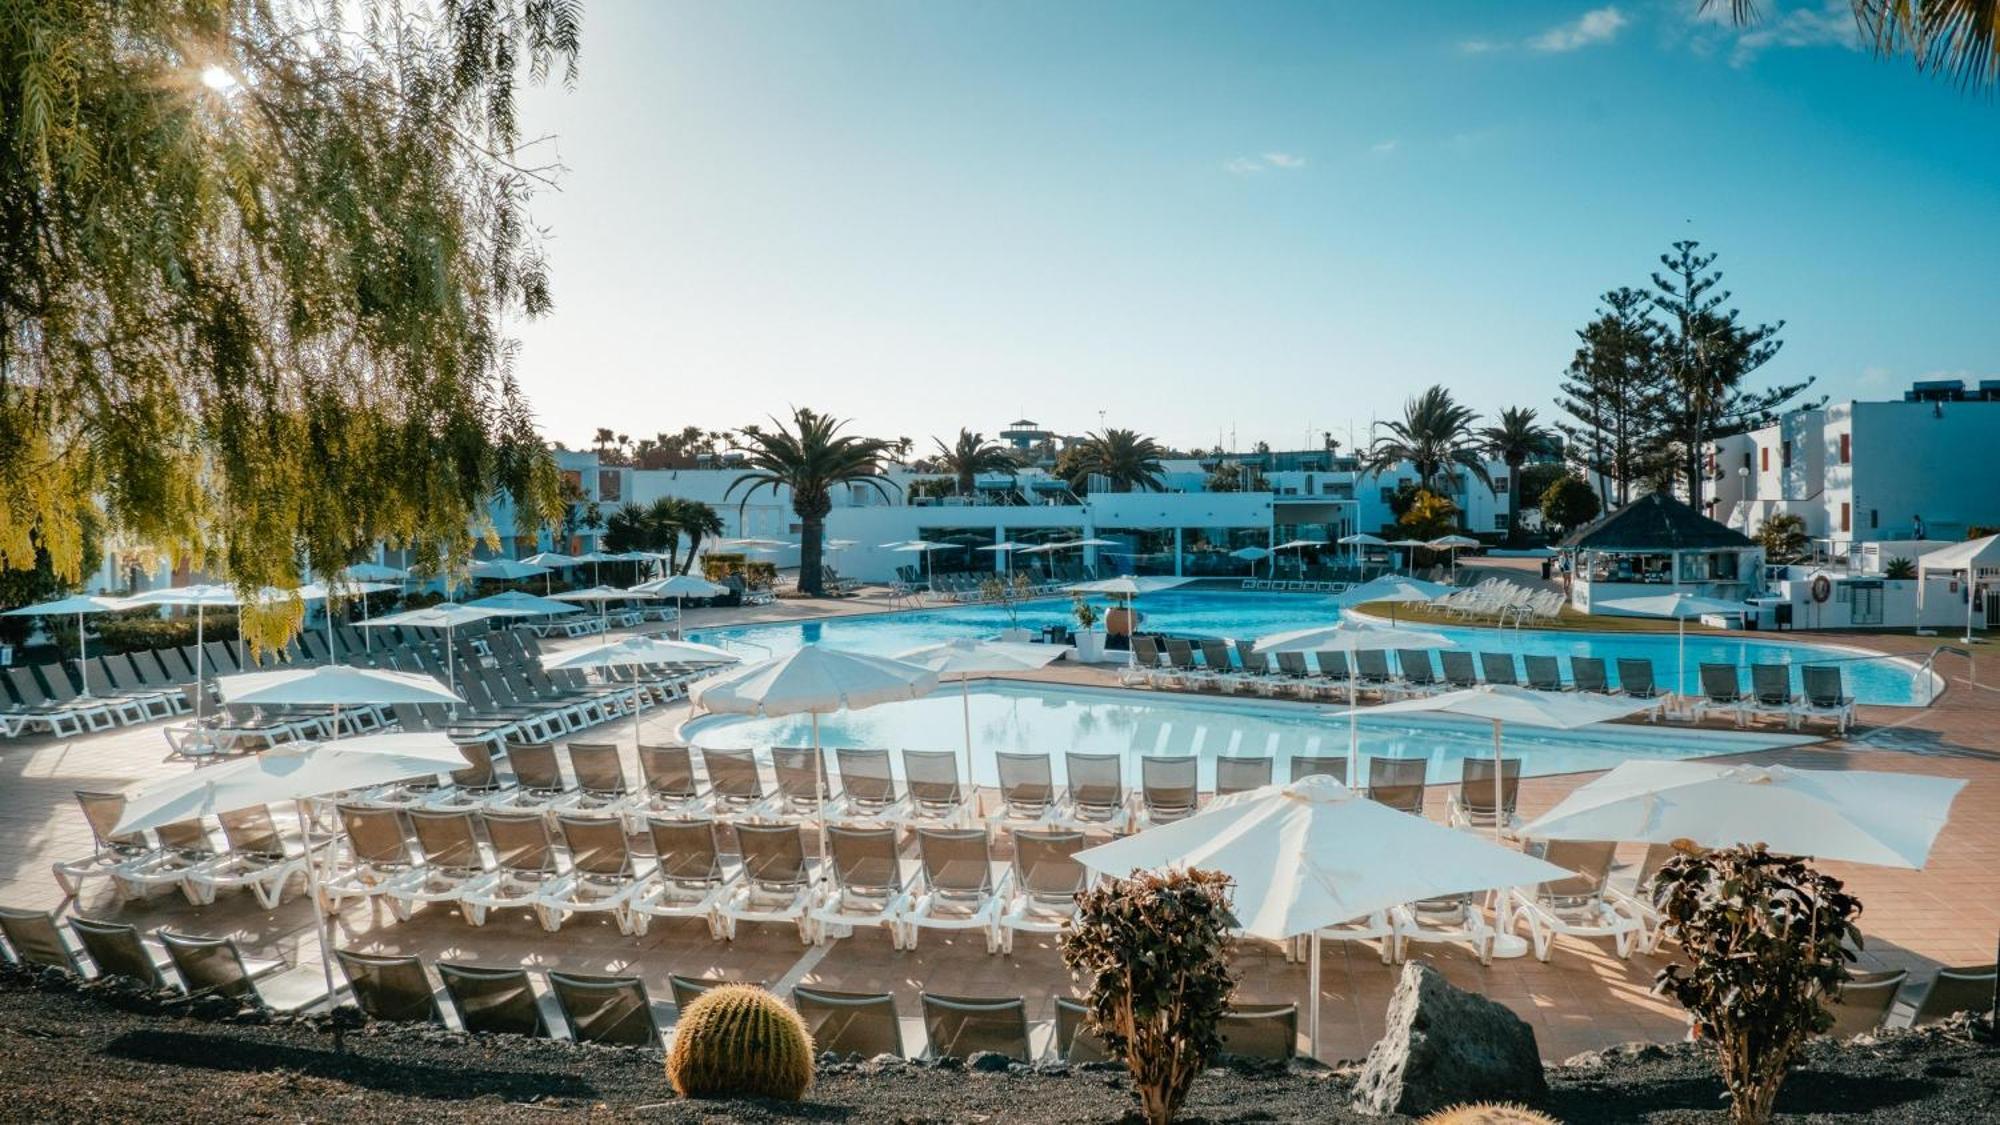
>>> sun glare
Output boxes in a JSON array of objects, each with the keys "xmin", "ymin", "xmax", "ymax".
[{"xmin": 199, "ymin": 65, "xmax": 239, "ymax": 93}]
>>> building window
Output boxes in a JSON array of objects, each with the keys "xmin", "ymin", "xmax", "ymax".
[
  {"xmin": 597, "ymin": 470, "xmax": 622, "ymax": 503},
  {"xmin": 1494, "ymin": 475, "xmax": 1510, "ymax": 495},
  {"xmin": 1493, "ymin": 514, "xmax": 1509, "ymax": 532},
  {"xmin": 1379, "ymin": 487, "xmax": 1395, "ymax": 504},
  {"xmin": 1760, "ymin": 447, "xmax": 1769, "ymax": 471},
  {"xmin": 1781, "ymin": 442, "xmax": 1792, "ymax": 469},
  {"xmin": 1870, "ymin": 509, "xmax": 1878, "ymax": 530},
  {"xmin": 1839, "ymin": 433, "xmax": 1851, "ymax": 464},
  {"xmin": 1840, "ymin": 502, "xmax": 1851, "ymax": 532}
]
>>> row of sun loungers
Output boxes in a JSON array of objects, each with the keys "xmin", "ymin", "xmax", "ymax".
[
  {"xmin": 1239, "ymin": 578, "xmax": 1353, "ymax": 593},
  {"xmin": 1434, "ymin": 579, "xmax": 1567, "ymax": 625},
  {"xmin": 2, "ymin": 648, "xmax": 206, "ymax": 739},
  {"xmin": 1692, "ymin": 662, "xmax": 1857, "ymax": 732}
]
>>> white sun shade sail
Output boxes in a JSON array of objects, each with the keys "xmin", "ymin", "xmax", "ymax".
[
  {"xmin": 550, "ymin": 584, "xmax": 656, "ymax": 603},
  {"xmin": 112, "ymin": 734, "xmax": 469, "ymax": 835},
  {"xmin": 216, "ymin": 665, "xmax": 460, "ymax": 707},
  {"xmin": 1519, "ymin": 761, "xmax": 1966, "ymax": 869},
  {"xmin": 1327, "ymin": 683, "xmax": 1659, "ymax": 728},
  {"xmin": 629, "ymin": 574, "xmax": 731, "ymax": 598},
  {"xmin": 517, "ymin": 552, "xmax": 578, "ymax": 568},
  {"xmin": 1598, "ymin": 592, "xmax": 1748, "ymax": 619},
  {"xmin": 1255, "ymin": 621, "xmax": 1454, "ymax": 654},
  {"xmin": 1338, "ymin": 533, "xmax": 1388, "ymax": 546},
  {"xmin": 466, "ymin": 558, "xmax": 549, "ymax": 581},
  {"xmin": 1337, "ymin": 574, "xmax": 1453, "ymax": 605},
  {"xmin": 690, "ymin": 645, "xmax": 937, "ymax": 717},
  {"xmin": 893, "ymin": 638, "xmax": 1068, "ymax": 676},
  {"xmin": 1429, "ymin": 535, "xmax": 1481, "ymax": 548},
  {"xmin": 541, "ymin": 635, "xmax": 739, "ymax": 670},
  {"xmin": 1064, "ymin": 576, "xmax": 1192, "ymax": 597},
  {"xmin": 1076, "ymin": 776, "xmax": 1570, "ymax": 940},
  {"xmin": 358, "ymin": 603, "xmax": 514, "ymax": 628},
  {"xmin": 464, "ymin": 590, "xmax": 586, "ymax": 616}
]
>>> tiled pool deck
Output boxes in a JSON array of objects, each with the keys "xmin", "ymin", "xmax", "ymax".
[{"xmin": 2, "ymin": 587, "xmax": 1995, "ymax": 1063}]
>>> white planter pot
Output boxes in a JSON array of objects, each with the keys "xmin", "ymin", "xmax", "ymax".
[
  {"xmin": 998, "ymin": 627, "xmax": 1033, "ymax": 643},
  {"xmin": 1072, "ymin": 631, "xmax": 1105, "ymax": 663}
]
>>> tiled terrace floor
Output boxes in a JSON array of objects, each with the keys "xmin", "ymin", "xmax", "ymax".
[{"xmin": 2, "ymin": 595, "xmax": 1995, "ymax": 1063}]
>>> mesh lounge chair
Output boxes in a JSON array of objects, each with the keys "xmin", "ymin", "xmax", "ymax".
[
  {"xmin": 1119, "ymin": 636, "xmax": 1164, "ymax": 688},
  {"xmin": 1825, "ymin": 969, "xmax": 1908, "ymax": 1037},
  {"xmin": 812, "ymin": 825, "xmax": 913, "ymax": 948},
  {"xmin": 438, "ymin": 962, "xmax": 548, "ymax": 1037},
  {"xmin": 1312, "ymin": 650, "xmax": 1353, "ymax": 695},
  {"xmin": 113, "ymin": 817, "xmax": 215, "ymax": 904},
  {"xmin": 418, "ymin": 741, "xmax": 508, "ymax": 811},
  {"xmin": 52, "ymin": 790, "xmax": 153, "ymax": 899},
  {"xmin": 999, "ymin": 828, "xmax": 1089, "ymax": 954},
  {"xmin": 483, "ymin": 742, "xmax": 567, "ymax": 813},
  {"xmin": 1272, "ymin": 651, "xmax": 1322, "ymax": 699},
  {"xmin": 1056, "ymin": 752, "xmax": 1130, "ymax": 832},
  {"xmin": 1615, "ymin": 658, "xmax": 1667, "ymax": 720},
  {"xmin": 626, "ymin": 743, "xmax": 706, "ymax": 824},
  {"xmin": 905, "ymin": 828, "xmax": 1006, "ymax": 952},
  {"xmin": 185, "ymin": 804, "xmax": 310, "ymax": 910},
  {"xmin": 719, "ymin": 822, "xmax": 818, "ymax": 944},
  {"xmin": 1695, "ymin": 664, "xmax": 1750, "ymax": 727},
  {"xmin": 1138, "ymin": 756, "xmax": 1200, "ymax": 826},
  {"xmin": 827, "ymin": 747, "xmax": 907, "ymax": 824},
  {"xmin": 902, "ymin": 749, "xmax": 976, "ymax": 827},
  {"xmin": 1289, "ymin": 754, "xmax": 1347, "ymax": 784},
  {"xmin": 69, "ymin": 917, "xmax": 168, "ymax": 987},
  {"xmin": 1478, "ymin": 653, "xmax": 1518, "ymax": 687},
  {"xmin": 629, "ymin": 817, "xmax": 733, "ymax": 938},
  {"xmin": 551, "ymin": 742, "xmax": 630, "ymax": 815},
  {"xmin": 1054, "ymin": 996, "xmax": 1113, "ymax": 1063},
  {"xmin": 696, "ymin": 746, "xmax": 765, "ymax": 815},
  {"xmin": 1392, "ymin": 892, "xmax": 1499, "ymax": 965},
  {"xmin": 668, "ymin": 973, "xmax": 764, "ymax": 1012},
  {"xmin": 1214, "ymin": 755, "xmax": 1274, "ymax": 796},
  {"xmin": 540, "ymin": 815, "xmax": 641, "ymax": 934},
  {"xmin": 1801, "ymin": 665, "xmax": 1857, "ymax": 735},
  {"xmin": 921, "ymin": 993, "xmax": 1030, "ymax": 1062},
  {"xmin": 1749, "ymin": 663, "xmax": 1803, "ymax": 729},
  {"xmin": 1905, "ymin": 964, "xmax": 1997, "ymax": 1026},
  {"xmin": 382, "ymin": 809, "xmax": 488, "ymax": 922},
  {"xmin": 548, "ymin": 971, "xmax": 660, "ymax": 1046},
  {"xmin": 1447, "ymin": 757, "xmax": 1522, "ymax": 836},
  {"xmin": 992, "ymin": 752, "xmax": 1058, "ymax": 826},
  {"xmin": 336, "ymin": 950, "xmax": 442, "ymax": 1024},
  {"xmin": 0, "ymin": 907, "xmax": 83, "ymax": 974},
  {"xmin": 460, "ymin": 810, "xmax": 560, "ymax": 926},
  {"xmin": 319, "ymin": 804, "xmax": 413, "ymax": 911},
  {"xmin": 1440, "ymin": 651, "xmax": 1480, "ymax": 690},
  {"xmin": 1352, "ymin": 649, "xmax": 1399, "ymax": 698},
  {"xmin": 1398, "ymin": 650, "xmax": 1442, "ymax": 694},
  {"xmin": 1218, "ymin": 1003, "xmax": 1298, "ymax": 1061},
  {"xmin": 1365, "ymin": 756, "xmax": 1426, "ymax": 815},
  {"xmin": 1523, "ymin": 655, "xmax": 1566, "ymax": 692},
  {"xmin": 1605, "ymin": 842, "xmax": 1676, "ymax": 954},
  {"xmin": 157, "ymin": 931, "xmax": 329, "ymax": 1011},
  {"xmin": 1506, "ymin": 839, "xmax": 1640, "ymax": 962},
  {"xmin": 1197, "ymin": 640, "xmax": 1236, "ymax": 686},
  {"xmin": 793, "ymin": 987, "xmax": 907, "ymax": 1059},
  {"xmin": 1571, "ymin": 656, "xmax": 1612, "ymax": 694}
]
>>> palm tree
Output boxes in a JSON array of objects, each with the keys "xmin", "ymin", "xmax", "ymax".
[
  {"xmin": 728, "ymin": 408, "xmax": 899, "ymax": 596},
  {"xmin": 933, "ymin": 429, "xmax": 1017, "ymax": 497},
  {"xmin": 1479, "ymin": 406, "xmax": 1559, "ymax": 546},
  {"xmin": 1361, "ymin": 385, "xmax": 1492, "ymax": 495},
  {"xmin": 642, "ymin": 497, "xmax": 685, "ymax": 572},
  {"xmin": 672, "ymin": 499, "xmax": 724, "ymax": 575},
  {"xmin": 1708, "ymin": 1, "xmax": 2000, "ymax": 87},
  {"xmin": 1064, "ymin": 429, "xmax": 1168, "ymax": 493}
]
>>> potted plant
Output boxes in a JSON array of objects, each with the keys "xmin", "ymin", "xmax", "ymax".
[
  {"xmin": 1071, "ymin": 594, "xmax": 1104, "ymax": 662},
  {"xmin": 982, "ymin": 573, "xmax": 1036, "ymax": 642}
]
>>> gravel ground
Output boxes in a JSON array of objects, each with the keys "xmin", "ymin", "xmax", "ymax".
[{"xmin": 1, "ymin": 968, "xmax": 1994, "ymax": 1123}]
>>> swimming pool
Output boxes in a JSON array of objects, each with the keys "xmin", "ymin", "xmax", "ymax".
[
  {"xmin": 681, "ymin": 681, "xmax": 1818, "ymax": 789},
  {"xmin": 687, "ymin": 590, "xmax": 1936, "ymax": 706}
]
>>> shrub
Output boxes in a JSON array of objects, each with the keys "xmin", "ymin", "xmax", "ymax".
[
  {"xmin": 1652, "ymin": 843, "xmax": 1863, "ymax": 1125},
  {"xmin": 1061, "ymin": 868, "xmax": 1236, "ymax": 1125},
  {"xmin": 1071, "ymin": 594, "xmax": 1099, "ymax": 630},
  {"xmin": 1419, "ymin": 1104, "xmax": 1559, "ymax": 1125},
  {"xmin": 1540, "ymin": 475, "xmax": 1601, "ymax": 533},
  {"xmin": 665, "ymin": 984, "xmax": 814, "ymax": 1100},
  {"xmin": 1883, "ymin": 557, "xmax": 1915, "ymax": 580},
  {"xmin": 701, "ymin": 554, "xmax": 777, "ymax": 588},
  {"xmin": 76, "ymin": 611, "xmax": 240, "ymax": 655}
]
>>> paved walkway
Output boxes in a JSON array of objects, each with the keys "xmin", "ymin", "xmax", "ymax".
[{"xmin": 1, "ymin": 594, "xmax": 1994, "ymax": 1063}]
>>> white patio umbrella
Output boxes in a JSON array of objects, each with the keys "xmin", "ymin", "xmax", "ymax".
[
  {"xmin": 1065, "ymin": 576, "xmax": 1194, "ymax": 666},
  {"xmin": 894, "ymin": 638, "xmax": 1068, "ymax": 782},
  {"xmin": 543, "ymin": 635, "xmax": 738, "ymax": 750},
  {"xmin": 1076, "ymin": 775, "xmax": 1570, "ymax": 1060},
  {"xmin": 568, "ymin": 550, "xmax": 621, "ymax": 585},
  {"xmin": 1597, "ymin": 592, "xmax": 1748, "ymax": 700},
  {"xmin": 724, "ymin": 537, "xmax": 794, "ymax": 551},
  {"xmin": 341, "ymin": 562, "xmax": 409, "ymax": 582},
  {"xmin": 356, "ymin": 603, "xmax": 512, "ymax": 708},
  {"xmin": 122, "ymin": 584, "xmax": 251, "ymax": 719},
  {"xmin": 977, "ymin": 541, "xmax": 1029, "ymax": 574},
  {"xmin": 1335, "ymin": 573, "xmax": 1453, "ymax": 625},
  {"xmin": 291, "ymin": 580, "xmax": 397, "ymax": 663},
  {"xmin": 691, "ymin": 645, "xmax": 938, "ymax": 853},
  {"xmin": 1429, "ymin": 535, "xmax": 1481, "ymax": 582},
  {"xmin": 551, "ymin": 583, "xmax": 658, "ymax": 633},
  {"xmin": 1272, "ymin": 538, "xmax": 1323, "ymax": 580},
  {"xmin": 1256, "ymin": 620, "xmax": 1456, "ymax": 769},
  {"xmin": 1518, "ymin": 760, "xmax": 1966, "ymax": 869},
  {"xmin": 1230, "ymin": 545, "xmax": 1273, "ymax": 577},
  {"xmin": 2, "ymin": 593, "xmax": 132, "ymax": 698},
  {"xmin": 628, "ymin": 573, "xmax": 730, "ymax": 639},
  {"xmin": 111, "ymin": 731, "xmax": 469, "ymax": 996},
  {"xmin": 1329, "ymin": 685, "xmax": 1660, "ymax": 846},
  {"xmin": 219, "ymin": 664, "xmax": 460, "ymax": 746},
  {"xmin": 467, "ymin": 558, "xmax": 549, "ymax": 582},
  {"xmin": 1339, "ymin": 531, "xmax": 1388, "ymax": 573},
  {"xmin": 891, "ymin": 540, "xmax": 951, "ymax": 586}
]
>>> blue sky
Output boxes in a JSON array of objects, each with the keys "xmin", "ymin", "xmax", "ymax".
[{"xmin": 512, "ymin": 1, "xmax": 2000, "ymax": 454}]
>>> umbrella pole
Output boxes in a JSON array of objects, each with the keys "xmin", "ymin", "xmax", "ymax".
[
  {"xmin": 295, "ymin": 797, "xmax": 339, "ymax": 999},
  {"xmin": 76, "ymin": 610, "xmax": 89, "ymax": 697},
  {"xmin": 1308, "ymin": 930, "xmax": 1322, "ymax": 1062},
  {"xmin": 195, "ymin": 608, "xmax": 206, "ymax": 723},
  {"xmin": 361, "ymin": 591, "xmax": 372, "ymax": 653},
  {"xmin": 1677, "ymin": 617, "xmax": 1687, "ymax": 708},
  {"xmin": 447, "ymin": 622, "xmax": 457, "ymax": 718},
  {"xmin": 960, "ymin": 673, "xmax": 973, "ymax": 786},
  {"xmin": 1347, "ymin": 678, "xmax": 1359, "ymax": 782},
  {"xmin": 811, "ymin": 711, "xmax": 829, "ymax": 870},
  {"xmin": 632, "ymin": 682, "xmax": 644, "ymax": 750},
  {"xmin": 1491, "ymin": 718, "xmax": 1505, "ymax": 843}
]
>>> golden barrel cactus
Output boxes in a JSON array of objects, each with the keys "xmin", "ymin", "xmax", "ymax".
[
  {"xmin": 1419, "ymin": 1104, "xmax": 1560, "ymax": 1125},
  {"xmin": 666, "ymin": 984, "xmax": 815, "ymax": 1100}
]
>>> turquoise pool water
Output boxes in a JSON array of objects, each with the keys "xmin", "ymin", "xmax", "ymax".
[
  {"xmin": 686, "ymin": 590, "xmax": 1934, "ymax": 706},
  {"xmin": 682, "ymin": 681, "xmax": 1818, "ymax": 789}
]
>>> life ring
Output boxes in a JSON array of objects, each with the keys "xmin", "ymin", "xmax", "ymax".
[{"xmin": 1809, "ymin": 575, "xmax": 1832, "ymax": 604}]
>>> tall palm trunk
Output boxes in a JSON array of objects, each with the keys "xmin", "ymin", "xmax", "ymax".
[
  {"xmin": 1505, "ymin": 453, "xmax": 1524, "ymax": 546},
  {"xmin": 798, "ymin": 517, "xmax": 825, "ymax": 596}
]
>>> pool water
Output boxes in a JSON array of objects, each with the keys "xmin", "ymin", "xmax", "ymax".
[
  {"xmin": 681, "ymin": 681, "xmax": 1819, "ymax": 789},
  {"xmin": 687, "ymin": 590, "xmax": 1935, "ymax": 706}
]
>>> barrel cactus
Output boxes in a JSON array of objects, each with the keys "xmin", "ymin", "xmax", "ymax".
[
  {"xmin": 666, "ymin": 984, "xmax": 815, "ymax": 1100},
  {"xmin": 1419, "ymin": 1104, "xmax": 1560, "ymax": 1125}
]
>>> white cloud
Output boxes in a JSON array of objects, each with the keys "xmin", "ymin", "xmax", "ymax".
[
  {"xmin": 1458, "ymin": 38, "xmax": 1502, "ymax": 55},
  {"xmin": 1224, "ymin": 153, "xmax": 1306, "ymax": 175},
  {"xmin": 1727, "ymin": 1, "xmax": 1860, "ymax": 66},
  {"xmin": 1530, "ymin": 6, "xmax": 1629, "ymax": 52},
  {"xmin": 1370, "ymin": 139, "xmax": 1401, "ymax": 154}
]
